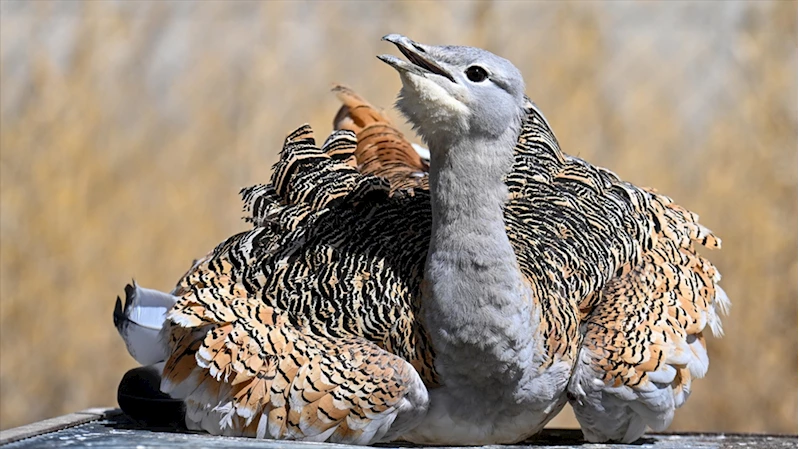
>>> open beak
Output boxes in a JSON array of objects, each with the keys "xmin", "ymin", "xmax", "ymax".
[{"xmin": 378, "ymin": 34, "xmax": 456, "ymax": 83}]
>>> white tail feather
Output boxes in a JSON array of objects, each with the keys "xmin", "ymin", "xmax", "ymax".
[
  {"xmin": 114, "ymin": 281, "xmax": 177, "ymax": 365},
  {"xmin": 411, "ymin": 143, "xmax": 430, "ymax": 162}
]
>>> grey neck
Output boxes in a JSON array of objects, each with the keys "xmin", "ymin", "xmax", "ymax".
[{"xmin": 422, "ymin": 124, "xmax": 542, "ymax": 403}]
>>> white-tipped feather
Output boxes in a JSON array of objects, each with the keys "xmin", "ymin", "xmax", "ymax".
[
  {"xmin": 411, "ymin": 143, "xmax": 430, "ymax": 161},
  {"xmin": 113, "ymin": 281, "xmax": 177, "ymax": 365},
  {"xmin": 646, "ymin": 364, "xmax": 677, "ymax": 384}
]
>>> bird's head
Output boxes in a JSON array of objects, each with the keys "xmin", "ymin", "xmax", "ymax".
[{"xmin": 379, "ymin": 34, "xmax": 526, "ymax": 147}]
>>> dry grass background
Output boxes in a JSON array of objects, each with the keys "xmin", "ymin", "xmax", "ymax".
[{"xmin": 1, "ymin": 0, "xmax": 796, "ymax": 435}]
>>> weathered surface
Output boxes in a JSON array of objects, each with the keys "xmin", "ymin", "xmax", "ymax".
[{"xmin": 0, "ymin": 409, "xmax": 795, "ymax": 449}]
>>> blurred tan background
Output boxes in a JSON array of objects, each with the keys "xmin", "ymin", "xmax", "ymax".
[{"xmin": 1, "ymin": 0, "xmax": 796, "ymax": 435}]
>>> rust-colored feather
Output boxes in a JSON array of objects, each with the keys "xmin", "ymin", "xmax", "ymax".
[{"xmin": 332, "ymin": 85, "xmax": 428, "ymax": 193}]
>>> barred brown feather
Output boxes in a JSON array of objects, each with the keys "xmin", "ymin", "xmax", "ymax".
[{"xmin": 332, "ymin": 85, "xmax": 428, "ymax": 193}]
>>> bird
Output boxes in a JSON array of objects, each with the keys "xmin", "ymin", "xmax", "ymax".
[{"xmin": 113, "ymin": 34, "xmax": 729, "ymax": 445}]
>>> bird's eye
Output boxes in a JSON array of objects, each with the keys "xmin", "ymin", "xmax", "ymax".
[{"xmin": 465, "ymin": 66, "xmax": 489, "ymax": 83}]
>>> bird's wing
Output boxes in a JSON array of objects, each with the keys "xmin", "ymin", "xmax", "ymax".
[
  {"xmin": 162, "ymin": 276, "xmax": 427, "ymax": 443},
  {"xmin": 161, "ymin": 126, "xmax": 433, "ymax": 443},
  {"xmin": 239, "ymin": 125, "xmax": 392, "ymax": 232},
  {"xmin": 506, "ymin": 101, "xmax": 654, "ymax": 363},
  {"xmin": 332, "ymin": 85, "xmax": 429, "ymax": 193},
  {"xmin": 239, "ymin": 127, "xmax": 437, "ymax": 384},
  {"xmin": 504, "ymin": 100, "xmax": 727, "ymax": 443},
  {"xmin": 505, "ymin": 103, "xmax": 728, "ymax": 441},
  {"xmin": 567, "ymin": 192, "xmax": 727, "ymax": 443}
]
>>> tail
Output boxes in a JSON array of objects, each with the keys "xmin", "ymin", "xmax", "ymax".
[
  {"xmin": 332, "ymin": 84, "xmax": 393, "ymax": 135},
  {"xmin": 332, "ymin": 85, "xmax": 429, "ymax": 193},
  {"xmin": 113, "ymin": 281, "xmax": 178, "ymax": 366}
]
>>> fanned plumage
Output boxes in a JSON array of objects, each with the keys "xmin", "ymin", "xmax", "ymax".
[
  {"xmin": 160, "ymin": 128, "xmax": 430, "ymax": 443},
  {"xmin": 499, "ymin": 105, "xmax": 728, "ymax": 442},
  {"xmin": 148, "ymin": 97, "xmax": 724, "ymax": 442},
  {"xmin": 567, "ymin": 191, "xmax": 729, "ymax": 442},
  {"xmin": 114, "ymin": 37, "xmax": 726, "ymax": 444}
]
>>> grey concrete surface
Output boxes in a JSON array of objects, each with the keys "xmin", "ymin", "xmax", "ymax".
[{"xmin": 0, "ymin": 408, "xmax": 796, "ymax": 448}]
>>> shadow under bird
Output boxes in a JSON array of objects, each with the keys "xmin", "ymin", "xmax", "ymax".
[{"xmin": 113, "ymin": 34, "xmax": 729, "ymax": 445}]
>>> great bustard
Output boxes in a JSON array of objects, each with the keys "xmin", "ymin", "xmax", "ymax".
[{"xmin": 114, "ymin": 35, "xmax": 728, "ymax": 445}]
